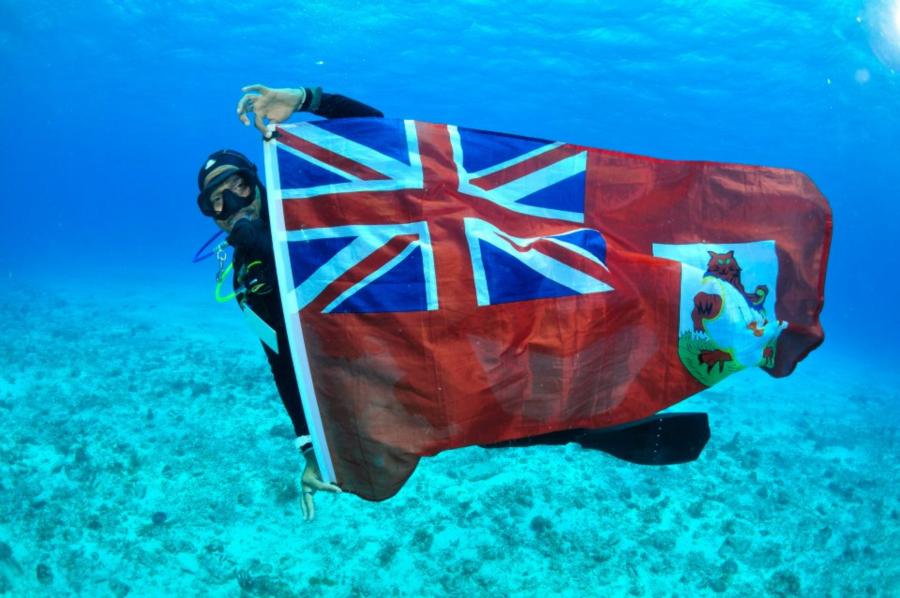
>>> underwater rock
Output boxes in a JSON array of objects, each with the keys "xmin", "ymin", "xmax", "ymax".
[
  {"xmin": 151, "ymin": 511, "xmax": 167, "ymax": 526},
  {"xmin": 476, "ymin": 542, "xmax": 504, "ymax": 561},
  {"xmin": 815, "ymin": 526, "xmax": 833, "ymax": 545},
  {"xmin": 529, "ymin": 515, "xmax": 552, "ymax": 534},
  {"xmin": 686, "ymin": 500, "xmax": 705, "ymax": 518},
  {"xmin": 411, "ymin": 529, "xmax": 432, "ymax": 552},
  {"xmin": 456, "ymin": 558, "xmax": 481, "ymax": 576},
  {"xmin": 273, "ymin": 478, "xmax": 299, "ymax": 504},
  {"xmin": 108, "ymin": 578, "xmax": 130, "ymax": 598},
  {"xmin": 204, "ymin": 540, "xmax": 224, "ymax": 554},
  {"xmin": 376, "ymin": 542, "xmax": 398, "ymax": 567},
  {"xmin": 641, "ymin": 503, "xmax": 663, "ymax": 525},
  {"xmin": 0, "ymin": 542, "xmax": 21, "ymax": 574},
  {"xmin": 35, "ymin": 563, "xmax": 53, "ymax": 585},
  {"xmin": 708, "ymin": 576, "xmax": 728, "ymax": 593},
  {"xmin": 766, "ymin": 570, "xmax": 801, "ymax": 597},
  {"xmin": 648, "ymin": 531, "xmax": 676, "ymax": 552},
  {"xmin": 190, "ymin": 381, "xmax": 212, "ymax": 397},
  {"xmin": 721, "ymin": 558, "xmax": 738, "ymax": 576},
  {"xmin": 307, "ymin": 574, "xmax": 337, "ymax": 589},
  {"xmin": 86, "ymin": 515, "xmax": 102, "ymax": 531},
  {"xmin": 237, "ymin": 569, "xmax": 296, "ymax": 596}
]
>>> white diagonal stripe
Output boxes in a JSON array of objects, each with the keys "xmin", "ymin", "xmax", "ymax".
[
  {"xmin": 464, "ymin": 218, "xmax": 613, "ymax": 306},
  {"xmin": 323, "ymin": 242, "xmax": 420, "ymax": 313},
  {"xmin": 485, "ymin": 151, "xmax": 587, "ymax": 205},
  {"xmin": 291, "ymin": 122, "xmax": 415, "ymax": 181},
  {"xmin": 467, "ymin": 142, "xmax": 565, "ymax": 178},
  {"xmin": 286, "ymin": 222, "xmax": 437, "ymax": 312},
  {"xmin": 277, "ymin": 141, "xmax": 362, "ymax": 182}
]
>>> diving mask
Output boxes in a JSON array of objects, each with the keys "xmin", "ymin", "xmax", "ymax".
[{"xmin": 197, "ymin": 173, "xmax": 255, "ymax": 219}]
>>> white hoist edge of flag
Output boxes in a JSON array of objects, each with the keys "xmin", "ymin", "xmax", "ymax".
[{"xmin": 264, "ymin": 131, "xmax": 338, "ymax": 485}]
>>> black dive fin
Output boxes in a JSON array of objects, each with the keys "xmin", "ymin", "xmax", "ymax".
[{"xmin": 576, "ymin": 412, "xmax": 710, "ymax": 465}]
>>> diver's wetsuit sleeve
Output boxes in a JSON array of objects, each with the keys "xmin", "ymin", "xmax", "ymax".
[
  {"xmin": 298, "ymin": 87, "xmax": 384, "ymax": 118},
  {"xmin": 227, "ymin": 220, "xmax": 312, "ymax": 451},
  {"xmin": 262, "ymin": 332, "xmax": 312, "ymax": 447}
]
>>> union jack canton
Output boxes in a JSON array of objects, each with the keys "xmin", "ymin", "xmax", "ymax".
[{"xmin": 267, "ymin": 117, "xmax": 614, "ymax": 313}]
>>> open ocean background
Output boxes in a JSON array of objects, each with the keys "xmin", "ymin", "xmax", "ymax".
[{"xmin": 1, "ymin": 1, "xmax": 898, "ymax": 596}]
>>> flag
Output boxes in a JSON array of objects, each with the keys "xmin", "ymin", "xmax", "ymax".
[{"xmin": 263, "ymin": 118, "xmax": 832, "ymax": 501}]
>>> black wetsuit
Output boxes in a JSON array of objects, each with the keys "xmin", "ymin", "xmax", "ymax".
[{"xmin": 226, "ymin": 90, "xmax": 383, "ymax": 451}]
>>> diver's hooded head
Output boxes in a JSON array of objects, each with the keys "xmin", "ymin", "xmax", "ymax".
[{"xmin": 196, "ymin": 149, "xmax": 267, "ymax": 220}]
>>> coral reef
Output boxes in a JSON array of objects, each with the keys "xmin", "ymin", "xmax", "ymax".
[{"xmin": 0, "ymin": 282, "xmax": 896, "ymax": 596}]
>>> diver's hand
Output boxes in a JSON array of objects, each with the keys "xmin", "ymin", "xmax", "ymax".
[
  {"xmin": 300, "ymin": 452, "xmax": 342, "ymax": 521},
  {"xmin": 237, "ymin": 84, "xmax": 306, "ymax": 140}
]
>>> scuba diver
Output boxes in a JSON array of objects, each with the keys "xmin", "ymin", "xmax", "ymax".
[
  {"xmin": 196, "ymin": 85, "xmax": 383, "ymax": 521},
  {"xmin": 196, "ymin": 84, "xmax": 711, "ymax": 522}
]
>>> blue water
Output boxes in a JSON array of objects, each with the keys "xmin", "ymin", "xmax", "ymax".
[{"xmin": 2, "ymin": 1, "xmax": 899, "ymax": 595}]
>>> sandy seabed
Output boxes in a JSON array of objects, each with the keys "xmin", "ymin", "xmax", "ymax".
[{"xmin": 0, "ymin": 279, "xmax": 897, "ymax": 597}]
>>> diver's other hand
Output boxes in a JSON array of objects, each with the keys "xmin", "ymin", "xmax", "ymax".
[
  {"xmin": 237, "ymin": 84, "xmax": 306, "ymax": 139},
  {"xmin": 300, "ymin": 452, "xmax": 342, "ymax": 522}
]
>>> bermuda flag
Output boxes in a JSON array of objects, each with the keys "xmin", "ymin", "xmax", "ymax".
[{"xmin": 263, "ymin": 118, "xmax": 831, "ymax": 501}]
